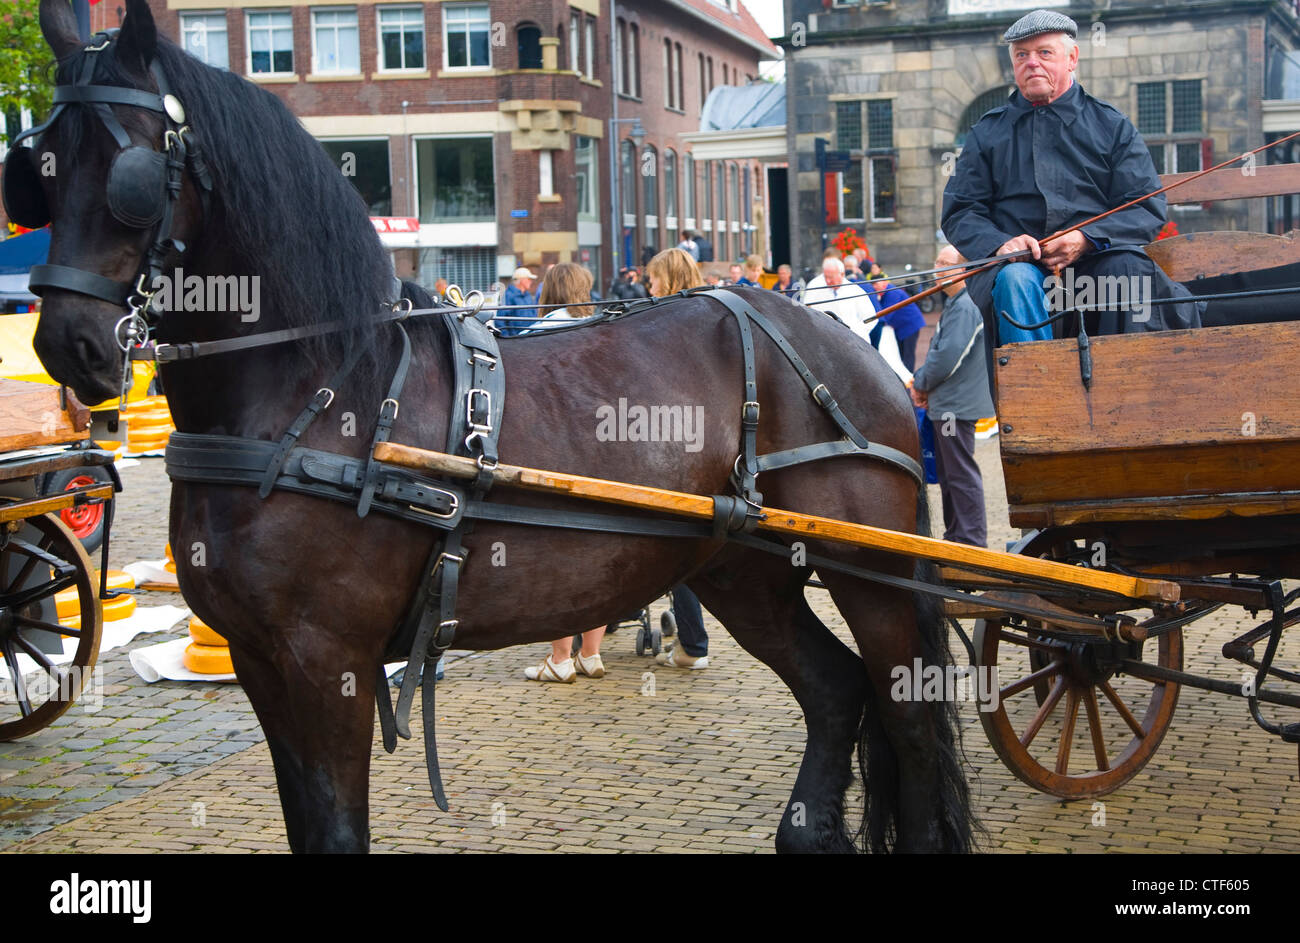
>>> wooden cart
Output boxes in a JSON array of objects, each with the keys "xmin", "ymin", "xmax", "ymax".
[
  {"xmin": 969, "ymin": 165, "xmax": 1300, "ymax": 797},
  {"xmin": 0, "ymin": 378, "xmax": 118, "ymax": 739}
]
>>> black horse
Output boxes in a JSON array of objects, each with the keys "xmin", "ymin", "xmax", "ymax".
[{"xmin": 25, "ymin": 0, "xmax": 972, "ymax": 852}]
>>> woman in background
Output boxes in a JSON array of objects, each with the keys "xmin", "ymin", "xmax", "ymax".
[
  {"xmin": 645, "ymin": 247, "xmax": 704, "ymax": 296},
  {"xmin": 523, "ymin": 263, "xmax": 609, "ymax": 682}
]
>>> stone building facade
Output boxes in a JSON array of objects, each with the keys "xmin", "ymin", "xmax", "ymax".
[{"xmin": 781, "ymin": 0, "xmax": 1300, "ymax": 275}]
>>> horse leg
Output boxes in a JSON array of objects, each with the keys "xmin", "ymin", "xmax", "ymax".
[
  {"xmin": 228, "ymin": 633, "xmax": 378, "ymax": 853},
  {"xmin": 820, "ymin": 568, "xmax": 973, "ymax": 853},
  {"xmin": 687, "ymin": 552, "xmax": 869, "ymax": 853}
]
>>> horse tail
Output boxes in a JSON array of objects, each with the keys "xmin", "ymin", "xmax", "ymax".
[{"xmin": 856, "ymin": 483, "xmax": 977, "ymax": 852}]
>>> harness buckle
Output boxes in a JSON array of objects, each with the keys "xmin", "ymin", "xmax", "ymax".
[
  {"xmin": 811, "ymin": 383, "xmax": 833, "ymax": 407},
  {"xmin": 469, "ymin": 352, "xmax": 498, "ymax": 371},
  {"xmin": 406, "ymin": 492, "xmax": 460, "ymax": 520},
  {"xmin": 392, "ymin": 297, "xmax": 413, "ymax": 318},
  {"xmin": 475, "ymin": 453, "xmax": 499, "ymax": 471},
  {"xmin": 380, "ymin": 397, "xmax": 399, "ymax": 421},
  {"xmin": 434, "ymin": 619, "xmax": 459, "ymax": 650},
  {"xmin": 741, "ymin": 400, "xmax": 760, "ymax": 426},
  {"xmin": 465, "ymin": 388, "xmax": 491, "ymax": 427},
  {"xmin": 316, "ymin": 388, "xmax": 336, "ymax": 410},
  {"xmin": 433, "ymin": 552, "xmax": 464, "ymax": 576}
]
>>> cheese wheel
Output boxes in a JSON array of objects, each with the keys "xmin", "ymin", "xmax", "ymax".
[
  {"xmin": 188, "ymin": 615, "xmax": 228, "ymax": 647},
  {"xmin": 183, "ymin": 642, "xmax": 233, "ymax": 674},
  {"xmin": 55, "ymin": 584, "xmax": 135, "ymax": 621}
]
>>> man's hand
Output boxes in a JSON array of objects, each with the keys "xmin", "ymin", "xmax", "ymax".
[
  {"xmin": 1040, "ymin": 230, "xmax": 1089, "ymax": 271},
  {"xmin": 907, "ymin": 381, "xmax": 928, "ymax": 408},
  {"xmin": 997, "ymin": 234, "xmax": 1041, "ymax": 261}
]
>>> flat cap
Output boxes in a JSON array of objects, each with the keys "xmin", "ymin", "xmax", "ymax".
[{"xmin": 1002, "ymin": 9, "xmax": 1078, "ymax": 42}]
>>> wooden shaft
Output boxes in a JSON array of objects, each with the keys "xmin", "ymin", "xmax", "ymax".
[
  {"xmin": 0, "ymin": 485, "xmax": 115, "ymax": 525},
  {"xmin": 373, "ymin": 442, "xmax": 1179, "ymax": 603},
  {"xmin": 870, "ymin": 128, "xmax": 1300, "ymax": 323}
]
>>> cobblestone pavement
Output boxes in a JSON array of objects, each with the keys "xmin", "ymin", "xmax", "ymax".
[{"xmin": 2, "ymin": 452, "xmax": 1298, "ymax": 853}]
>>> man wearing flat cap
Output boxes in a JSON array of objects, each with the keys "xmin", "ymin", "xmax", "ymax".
[{"xmin": 942, "ymin": 10, "xmax": 1201, "ymax": 349}]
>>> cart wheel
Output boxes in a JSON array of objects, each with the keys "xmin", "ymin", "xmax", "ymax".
[
  {"xmin": 43, "ymin": 467, "xmax": 112, "ymax": 554},
  {"xmin": 650, "ymin": 627, "xmax": 663, "ymax": 655},
  {"xmin": 660, "ymin": 610, "xmax": 676, "ymax": 638},
  {"xmin": 635, "ymin": 627, "xmax": 647, "ymax": 656},
  {"xmin": 973, "ymin": 618, "xmax": 1182, "ymax": 799},
  {"xmin": 0, "ymin": 513, "xmax": 103, "ymax": 740}
]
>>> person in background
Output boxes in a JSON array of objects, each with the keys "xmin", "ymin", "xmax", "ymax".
[
  {"xmin": 610, "ymin": 267, "xmax": 649, "ymax": 300},
  {"xmin": 498, "ymin": 267, "xmax": 538, "ymax": 337},
  {"xmin": 643, "ymin": 247, "xmax": 711, "ymax": 669},
  {"xmin": 528, "ymin": 262, "xmax": 596, "ymax": 331},
  {"xmin": 677, "ymin": 230, "xmax": 700, "ymax": 261},
  {"xmin": 696, "ymin": 232, "xmax": 714, "ymax": 263},
  {"xmin": 908, "ymin": 246, "xmax": 995, "ymax": 547},
  {"xmin": 641, "ymin": 244, "xmax": 658, "ymax": 268},
  {"xmin": 867, "ymin": 268, "xmax": 928, "ymax": 372},
  {"xmin": 853, "ymin": 246, "xmax": 870, "ymax": 272},
  {"xmin": 844, "ymin": 255, "xmax": 867, "ymax": 284},
  {"xmin": 736, "ymin": 254, "xmax": 763, "ymax": 287},
  {"xmin": 727, "ymin": 263, "xmax": 744, "ymax": 286},
  {"xmin": 801, "ymin": 248, "xmax": 846, "ymax": 294},
  {"xmin": 803, "ymin": 257, "xmax": 912, "ymax": 383},
  {"xmin": 523, "ymin": 263, "xmax": 609, "ymax": 682},
  {"xmin": 704, "ymin": 272, "xmax": 723, "ymax": 287},
  {"xmin": 433, "ymin": 277, "xmax": 449, "ymax": 300},
  {"xmin": 771, "ymin": 263, "xmax": 800, "ymax": 296}
]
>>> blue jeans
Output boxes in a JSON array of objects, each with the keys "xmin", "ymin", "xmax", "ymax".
[
  {"xmin": 670, "ymin": 585, "xmax": 708, "ymax": 657},
  {"xmin": 992, "ymin": 263, "xmax": 1054, "ymax": 344}
]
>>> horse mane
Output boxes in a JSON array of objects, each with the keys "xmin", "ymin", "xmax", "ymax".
[{"xmin": 53, "ymin": 37, "xmax": 396, "ymax": 386}]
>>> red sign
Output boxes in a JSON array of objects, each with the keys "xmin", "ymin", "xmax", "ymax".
[
  {"xmin": 370, "ymin": 217, "xmax": 419, "ymax": 234},
  {"xmin": 580, "ymin": 249, "xmax": 590, "ymax": 261}
]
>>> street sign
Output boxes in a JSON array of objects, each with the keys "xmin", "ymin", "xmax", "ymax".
[
  {"xmin": 510, "ymin": 209, "xmax": 529, "ymax": 218},
  {"xmin": 823, "ymin": 150, "xmax": 853, "ymax": 173}
]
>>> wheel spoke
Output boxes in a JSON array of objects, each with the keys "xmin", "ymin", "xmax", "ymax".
[
  {"xmin": 997, "ymin": 628, "xmax": 1059, "ymax": 652},
  {"xmin": 13, "ymin": 615, "xmax": 80, "ymax": 638},
  {"xmin": 4, "ymin": 574, "xmax": 74, "ymax": 612},
  {"xmin": 11, "ymin": 629, "xmax": 65, "ymax": 682},
  {"xmin": 1000, "ymin": 659, "xmax": 1063, "ymax": 700},
  {"xmin": 1099, "ymin": 680, "xmax": 1145, "ymax": 737},
  {"xmin": 1020, "ymin": 676, "xmax": 1067, "ymax": 748},
  {"xmin": 2, "ymin": 532, "xmax": 56, "ymax": 595},
  {"xmin": 0, "ymin": 636, "xmax": 32, "ymax": 717},
  {"xmin": 1055, "ymin": 688, "xmax": 1080, "ymax": 774},
  {"xmin": 1082, "ymin": 686, "xmax": 1110, "ymax": 771}
]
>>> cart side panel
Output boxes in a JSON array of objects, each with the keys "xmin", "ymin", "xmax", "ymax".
[{"xmin": 0, "ymin": 378, "xmax": 88, "ymax": 452}]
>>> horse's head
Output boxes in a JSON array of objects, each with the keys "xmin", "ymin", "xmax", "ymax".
[{"xmin": 15, "ymin": 0, "xmax": 205, "ymax": 404}]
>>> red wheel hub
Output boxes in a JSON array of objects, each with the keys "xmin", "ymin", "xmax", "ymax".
[{"xmin": 59, "ymin": 475, "xmax": 104, "ymax": 540}]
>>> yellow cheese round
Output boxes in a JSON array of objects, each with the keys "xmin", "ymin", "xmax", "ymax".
[
  {"xmin": 188, "ymin": 615, "xmax": 228, "ymax": 647},
  {"xmin": 183, "ymin": 642, "xmax": 233, "ymax": 674}
]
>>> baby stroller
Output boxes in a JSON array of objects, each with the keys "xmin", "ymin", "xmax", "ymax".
[{"xmin": 570, "ymin": 595, "xmax": 676, "ymax": 656}]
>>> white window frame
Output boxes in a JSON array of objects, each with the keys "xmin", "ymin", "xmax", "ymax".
[
  {"xmin": 868, "ymin": 156, "xmax": 895, "ymax": 224},
  {"xmin": 568, "ymin": 11, "xmax": 580, "ymax": 73},
  {"xmin": 539, "ymin": 151, "xmax": 554, "ymax": 197},
  {"xmin": 377, "ymin": 5, "xmax": 426, "ymax": 73},
  {"xmin": 413, "ymin": 133, "xmax": 497, "ymax": 223},
  {"xmin": 181, "ymin": 12, "xmax": 229, "ymax": 70},
  {"xmin": 246, "ymin": 10, "xmax": 295, "ymax": 77},
  {"xmin": 442, "ymin": 3, "xmax": 492, "ymax": 71},
  {"xmin": 584, "ymin": 18, "xmax": 594, "ymax": 79},
  {"xmin": 311, "ymin": 7, "xmax": 361, "ymax": 76}
]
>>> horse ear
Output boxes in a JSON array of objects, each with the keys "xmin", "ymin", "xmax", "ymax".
[
  {"xmin": 39, "ymin": 0, "xmax": 83, "ymax": 60},
  {"xmin": 116, "ymin": 0, "xmax": 158, "ymax": 73}
]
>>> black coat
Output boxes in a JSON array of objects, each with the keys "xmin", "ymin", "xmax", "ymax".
[{"xmin": 942, "ymin": 81, "xmax": 1200, "ymax": 335}]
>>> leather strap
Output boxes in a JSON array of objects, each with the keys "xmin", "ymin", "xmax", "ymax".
[
  {"xmin": 755, "ymin": 437, "xmax": 922, "ymax": 480},
  {"xmin": 358, "ymin": 323, "xmax": 412, "ymax": 517},
  {"xmin": 27, "ymin": 264, "xmax": 131, "ymax": 304}
]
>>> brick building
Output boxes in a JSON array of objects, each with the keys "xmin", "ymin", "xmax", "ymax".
[
  {"xmin": 106, "ymin": 0, "xmax": 780, "ymax": 292},
  {"xmin": 780, "ymin": 0, "xmax": 1300, "ymax": 274}
]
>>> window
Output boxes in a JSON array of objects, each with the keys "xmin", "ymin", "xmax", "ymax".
[
  {"xmin": 420, "ymin": 247, "xmax": 496, "ymax": 294},
  {"xmin": 664, "ymin": 149, "xmax": 678, "ymax": 248},
  {"xmin": 624, "ymin": 23, "xmax": 640, "ymax": 97},
  {"xmin": 584, "ymin": 17, "xmax": 595, "ymax": 79},
  {"xmin": 956, "ymin": 86, "xmax": 1012, "ymax": 147},
  {"xmin": 742, "ymin": 164, "xmax": 751, "ymax": 254},
  {"xmin": 319, "ymin": 139, "xmax": 391, "ymax": 216},
  {"xmin": 1138, "ymin": 80, "xmax": 1205, "ymax": 175},
  {"xmin": 729, "ymin": 162, "xmax": 740, "ymax": 247},
  {"xmin": 707, "ymin": 56, "xmax": 714, "ymax": 95},
  {"xmin": 181, "ymin": 12, "xmax": 228, "ymax": 70},
  {"xmin": 576, "ymin": 135, "xmax": 598, "ymax": 221},
  {"xmin": 722, "ymin": 63, "xmax": 728, "ymax": 86},
  {"xmin": 247, "ymin": 10, "xmax": 293, "ymax": 75},
  {"xmin": 699, "ymin": 53, "xmax": 706, "ymax": 108},
  {"xmin": 702, "ymin": 158, "xmax": 713, "ymax": 232},
  {"xmin": 716, "ymin": 162, "xmax": 727, "ymax": 257},
  {"xmin": 378, "ymin": 6, "xmax": 425, "ymax": 72},
  {"xmin": 616, "ymin": 19, "xmax": 626, "ymax": 92},
  {"xmin": 312, "ymin": 8, "xmax": 359, "ymax": 75},
  {"xmin": 444, "ymin": 4, "xmax": 491, "ymax": 69},
  {"xmin": 569, "ymin": 11, "xmax": 580, "ymax": 72},
  {"xmin": 664, "ymin": 39, "xmax": 674, "ymax": 108},
  {"xmin": 674, "ymin": 43, "xmax": 683, "ymax": 112},
  {"xmin": 416, "ymin": 137, "xmax": 494, "ymax": 221},
  {"xmin": 683, "ymin": 153, "xmax": 694, "ymax": 225},
  {"xmin": 620, "ymin": 139, "xmax": 638, "ymax": 227},
  {"xmin": 835, "ymin": 98, "xmax": 896, "ymax": 222},
  {"xmin": 517, "ymin": 24, "xmax": 542, "ymax": 70},
  {"xmin": 643, "ymin": 145, "xmax": 659, "ymax": 253}
]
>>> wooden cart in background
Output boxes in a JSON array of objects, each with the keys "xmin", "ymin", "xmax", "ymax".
[{"xmin": 0, "ymin": 379, "xmax": 118, "ymax": 739}]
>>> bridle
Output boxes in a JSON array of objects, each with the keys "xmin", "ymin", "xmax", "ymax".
[{"xmin": 2, "ymin": 29, "xmax": 214, "ymax": 355}]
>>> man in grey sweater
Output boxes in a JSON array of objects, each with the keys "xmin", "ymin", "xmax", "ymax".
[{"xmin": 908, "ymin": 246, "xmax": 996, "ymax": 547}]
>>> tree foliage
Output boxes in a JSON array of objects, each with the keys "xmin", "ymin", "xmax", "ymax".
[{"xmin": 1, "ymin": 0, "xmax": 55, "ymax": 140}]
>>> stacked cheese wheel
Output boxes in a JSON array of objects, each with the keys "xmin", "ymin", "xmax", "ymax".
[
  {"xmin": 183, "ymin": 615, "xmax": 232, "ymax": 674},
  {"xmin": 55, "ymin": 570, "xmax": 136, "ymax": 630},
  {"xmin": 122, "ymin": 395, "xmax": 175, "ymax": 453}
]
